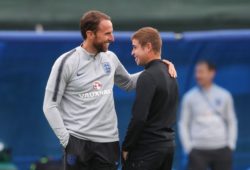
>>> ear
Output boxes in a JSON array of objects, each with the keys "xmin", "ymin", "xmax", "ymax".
[
  {"xmin": 86, "ymin": 30, "xmax": 95, "ymax": 40},
  {"xmin": 210, "ymin": 70, "xmax": 216, "ymax": 78},
  {"xmin": 145, "ymin": 42, "xmax": 153, "ymax": 52}
]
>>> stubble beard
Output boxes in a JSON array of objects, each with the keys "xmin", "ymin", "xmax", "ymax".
[{"xmin": 93, "ymin": 39, "xmax": 109, "ymax": 53}]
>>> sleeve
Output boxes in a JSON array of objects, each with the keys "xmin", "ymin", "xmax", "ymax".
[
  {"xmin": 43, "ymin": 57, "xmax": 71, "ymax": 148},
  {"xmin": 225, "ymin": 93, "xmax": 238, "ymax": 150},
  {"xmin": 112, "ymin": 53, "xmax": 141, "ymax": 91},
  {"xmin": 178, "ymin": 94, "xmax": 193, "ymax": 154},
  {"xmin": 122, "ymin": 72, "xmax": 156, "ymax": 151}
]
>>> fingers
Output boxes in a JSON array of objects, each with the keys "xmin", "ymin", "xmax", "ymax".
[
  {"xmin": 162, "ymin": 59, "xmax": 177, "ymax": 78},
  {"xmin": 169, "ymin": 66, "xmax": 177, "ymax": 78},
  {"xmin": 162, "ymin": 59, "xmax": 171, "ymax": 65},
  {"xmin": 122, "ymin": 151, "xmax": 128, "ymax": 161}
]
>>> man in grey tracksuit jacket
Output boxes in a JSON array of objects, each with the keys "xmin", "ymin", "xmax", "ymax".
[
  {"xmin": 43, "ymin": 11, "xmax": 141, "ymax": 170},
  {"xmin": 43, "ymin": 45, "xmax": 139, "ymax": 169},
  {"xmin": 43, "ymin": 46, "xmax": 139, "ymax": 148},
  {"xmin": 179, "ymin": 60, "xmax": 237, "ymax": 170}
]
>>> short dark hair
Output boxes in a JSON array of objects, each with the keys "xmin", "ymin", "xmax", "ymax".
[
  {"xmin": 80, "ymin": 10, "xmax": 111, "ymax": 39},
  {"xmin": 131, "ymin": 27, "xmax": 162, "ymax": 54},
  {"xmin": 196, "ymin": 59, "xmax": 217, "ymax": 71}
]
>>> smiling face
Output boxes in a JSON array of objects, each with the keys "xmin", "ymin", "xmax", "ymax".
[
  {"xmin": 92, "ymin": 20, "xmax": 114, "ymax": 53},
  {"xmin": 131, "ymin": 39, "xmax": 149, "ymax": 66},
  {"xmin": 131, "ymin": 27, "xmax": 162, "ymax": 66}
]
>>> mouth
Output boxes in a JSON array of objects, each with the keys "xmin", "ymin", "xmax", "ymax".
[
  {"xmin": 100, "ymin": 43, "xmax": 109, "ymax": 52},
  {"xmin": 104, "ymin": 42, "xmax": 110, "ymax": 48},
  {"xmin": 135, "ymin": 57, "xmax": 139, "ymax": 63}
]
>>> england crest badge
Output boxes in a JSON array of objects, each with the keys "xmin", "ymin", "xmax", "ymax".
[{"xmin": 103, "ymin": 62, "xmax": 111, "ymax": 74}]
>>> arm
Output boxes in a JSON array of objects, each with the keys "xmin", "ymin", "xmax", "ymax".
[
  {"xmin": 113, "ymin": 54, "xmax": 176, "ymax": 91},
  {"xmin": 178, "ymin": 95, "xmax": 193, "ymax": 154},
  {"xmin": 43, "ymin": 57, "xmax": 71, "ymax": 148},
  {"xmin": 114, "ymin": 57, "xmax": 141, "ymax": 91},
  {"xmin": 225, "ymin": 94, "xmax": 238, "ymax": 150},
  {"xmin": 122, "ymin": 72, "xmax": 156, "ymax": 152},
  {"xmin": 43, "ymin": 91, "xmax": 69, "ymax": 148}
]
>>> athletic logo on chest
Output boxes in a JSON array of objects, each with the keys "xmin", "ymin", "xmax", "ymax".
[
  {"xmin": 79, "ymin": 80, "xmax": 112, "ymax": 99},
  {"xmin": 93, "ymin": 81, "xmax": 102, "ymax": 90},
  {"xmin": 103, "ymin": 62, "xmax": 111, "ymax": 74}
]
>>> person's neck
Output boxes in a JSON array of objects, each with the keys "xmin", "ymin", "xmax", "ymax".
[
  {"xmin": 200, "ymin": 83, "xmax": 213, "ymax": 91},
  {"xmin": 145, "ymin": 54, "xmax": 161, "ymax": 65},
  {"xmin": 81, "ymin": 41, "xmax": 98, "ymax": 55}
]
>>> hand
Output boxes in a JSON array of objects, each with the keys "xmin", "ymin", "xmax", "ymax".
[
  {"xmin": 122, "ymin": 151, "xmax": 129, "ymax": 161},
  {"xmin": 162, "ymin": 59, "xmax": 177, "ymax": 78},
  {"xmin": 62, "ymin": 133, "xmax": 70, "ymax": 149}
]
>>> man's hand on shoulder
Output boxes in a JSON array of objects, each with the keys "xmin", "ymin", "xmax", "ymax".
[{"xmin": 162, "ymin": 59, "xmax": 177, "ymax": 78}]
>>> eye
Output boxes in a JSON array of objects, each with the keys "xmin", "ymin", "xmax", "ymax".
[{"xmin": 105, "ymin": 32, "xmax": 112, "ymax": 36}]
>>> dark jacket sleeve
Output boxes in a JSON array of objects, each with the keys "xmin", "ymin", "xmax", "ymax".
[{"xmin": 122, "ymin": 72, "xmax": 156, "ymax": 151}]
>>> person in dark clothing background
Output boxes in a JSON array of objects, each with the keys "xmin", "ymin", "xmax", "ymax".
[{"xmin": 122, "ymin": 27, "xmax": 179, "ymax": 170}]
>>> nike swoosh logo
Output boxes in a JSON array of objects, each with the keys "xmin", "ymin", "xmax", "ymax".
[{"xmin": 77, "ymin": 72, "xmax": 84, "ymax": 76}]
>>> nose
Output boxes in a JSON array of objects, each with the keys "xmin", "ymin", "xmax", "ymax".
[
  {"xmin": 109, "ymin": 34, "xmax": 114, "ymax": 42},
  {"xmin": 131, "ymin": 50, "xmax": 134, "ymax": 56}
]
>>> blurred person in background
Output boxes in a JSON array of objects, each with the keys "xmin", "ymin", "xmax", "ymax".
[
  {"xmin": 43, "ymin": 10, "xmax": 176, "ymax": 170},
  {"xmin": 122, "ymin": 27, "xmax": 178, "ymax": 170},
  {"xmin": 179, "ymin": 60, "xmax": 237, "ymax": 170}
]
